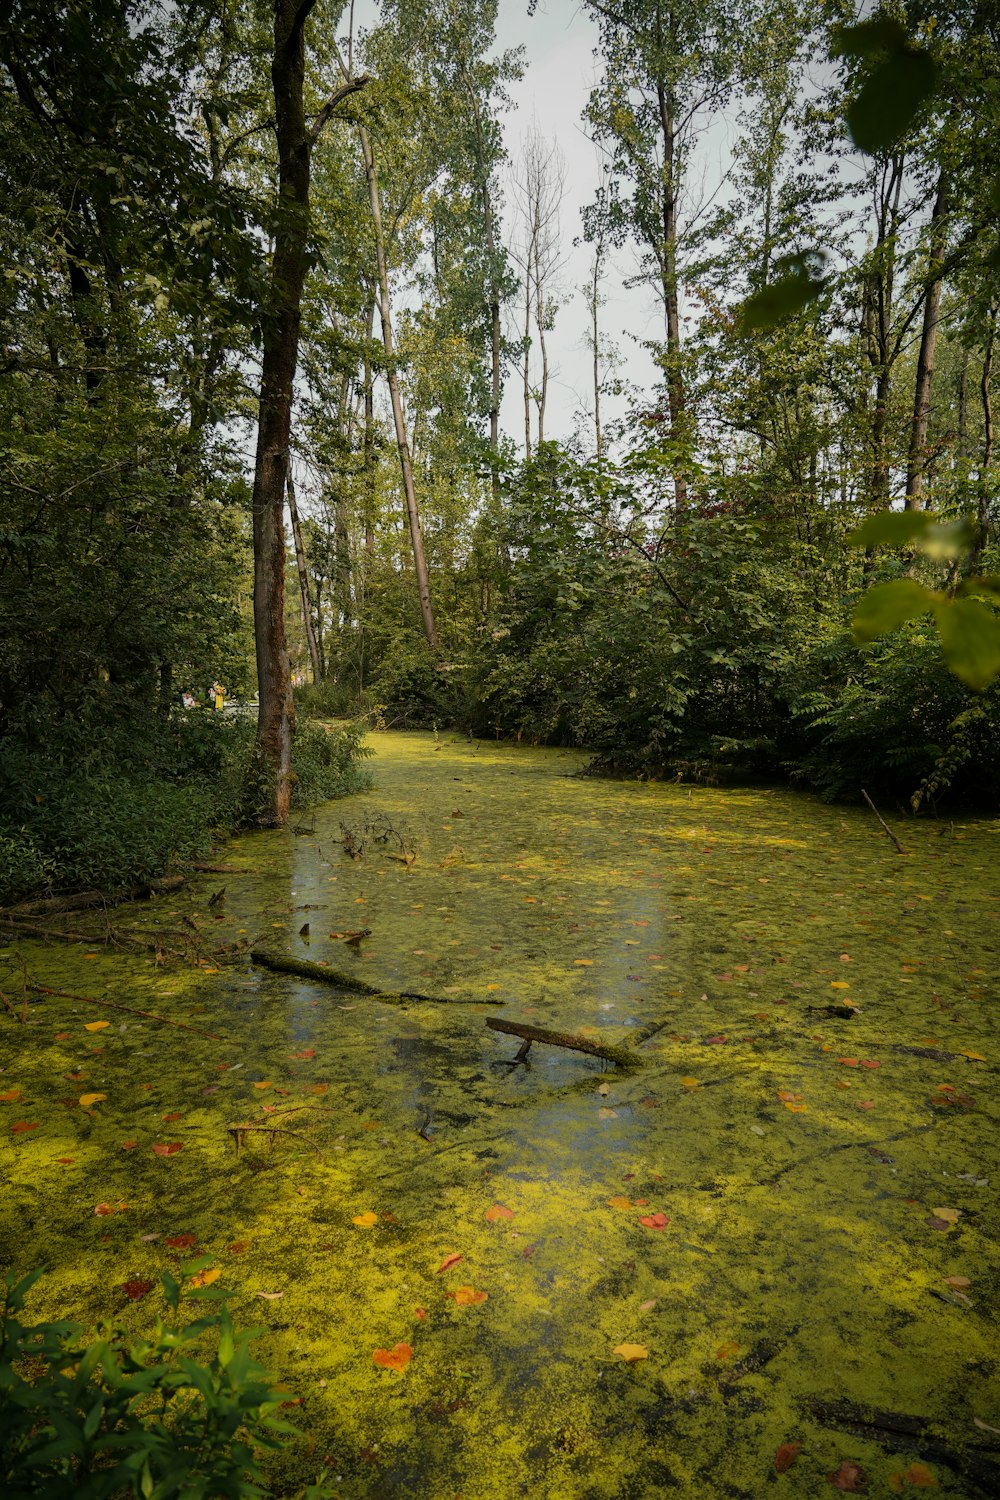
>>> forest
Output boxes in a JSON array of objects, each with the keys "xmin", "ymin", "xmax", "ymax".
[{"xmin": 1, "ymin": 3, "xmax": 999, "ymax": 1499}]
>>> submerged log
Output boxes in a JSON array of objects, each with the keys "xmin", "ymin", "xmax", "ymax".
[
  {"xmin": 250, "ymin": 949, "xmax": 504, "ymax": 1005},
  {"xmin": 1, "ymin": 890, "xmax": 106, "ymax": 917},
  {"xmin": 485, "ymin": 1017, "xmax": 643, "ymax": 1069}
]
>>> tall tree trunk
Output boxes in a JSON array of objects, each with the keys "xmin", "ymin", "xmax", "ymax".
[
  {"xmin": 357, "ymin": 120, "xmax": 439, "ymax": 650},
  {"xmin": 250, "ymin": 2, "xmax": 366, "ymax": 823},
  {"xmin": 361, "ymin": 295, "xmax": 377, "ymax": 557},
  {"xmin": 905, "ymin": 173, "xmax": 949, "ymax": 509},
  {"xmin": 590, "ymin": 246, "xmax": 603, "ymax": 468},
  {"xmin": 656, "ymin": 75, "xmax": 687, "ymax": 508},
  {"xmin": 972, "ymin": 302, "xmax": 997, "ymax": 571},
  {"xmin": 286, "ymin": 468, "xmax": 321, "ymax": 683},
  {"xmin": 523, "ymin": 275, "xmax": 532, "ymax": 460},
  {"xmin": 533, "ymin": 239, "xmax": 549, "ymax": 444}
]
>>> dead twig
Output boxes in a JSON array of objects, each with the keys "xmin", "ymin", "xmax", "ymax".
[
  {"xmin": 861, "ymin": 788, "xmax": 908, "ymax": 855},
  {"xmin": 23, "ymin": 981, "xmax": 223, "ymax": 1040},
  {"xmin": 226, "ymin": 1121, "xmax": 324, "ymax": 1157}
]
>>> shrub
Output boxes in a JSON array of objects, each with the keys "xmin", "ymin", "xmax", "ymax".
[{"xmin": 0, "ymin": 1266, "xmax": 332, "ymax": 1500}]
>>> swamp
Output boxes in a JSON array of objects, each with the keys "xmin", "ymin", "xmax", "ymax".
[{"xmin": 3, "ymin": 732, "xmax": 999, "ymax": 1496}]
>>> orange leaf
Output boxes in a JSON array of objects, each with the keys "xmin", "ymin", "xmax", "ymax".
[
  {"xmin": 352, "ymin": 1212, "xmax": 378, "ymax": 1228},
  {"xmin": 162, "ymin": 1111, "xmax": 182, "ymax": 1122},
  {"xmin": 839, "ymin": 1058, "xmax": 859, "ymax": 1067},
  {"xmin": 828, "ymin": 1460, "xmax": 868, "ymax": 1491},
  {"xmin": 84, "ymin": 1021, "xmax": 109, "ymax": 1032},
  {"xmin": 415, "ymin": 1307, "xmax": 427, "ymax": 1320},
  {"xmin": 607, "ymin": 1195, "xmax": 633, "ymax": 1210},
  {"xmin": 638, "ymin": 1213, "xmax": 670, "ymax": 1230},
  {"xmin": 680, "ymin": 1076, "xmax": 701, "ymax": 1089},
  {"xmin": 0, "ymin": 1089, "xmax": 22, "ymax": 1102},
  {"xmin": 164, "ymin": 1232, "xmax": 197, "ymax": 1249},
  {"xmin": 903, "ymin": 1463, "xmax": 936, "ymax": 1487},
  {"xmin": 774, "ymin": 1441, "xmax": 802, "ymax": 1473},
  {"xmin": 228, "ymin": 1241, "xmax": 248, "ymax": 1254},
  {"xmin": 252, "ymin": 1080, "xmax": 272, "ymax": 1090},
  {"xmin": 372, "ymin": 1342, "xmax": 412, "ymax": 1372},
  {"xmin": 451, "ymin": 1285, "xmax": 488, "ymax": 1305},
  {"xmin": 485, "ymin": 1203, "xmax": 514, "ymax": 1222},
  {"xmin": 121, "ymin": 1140, "xmax": 137, "ymax": 1150},
  {"xmin": 94, "ymin": 1202, "xmax": 126, "ymax": 1215},
  {"xmin": 152, "ymin": 1142, "xmax": 183, "ymax": 1157},
  {"xmin": 613, "ymin": 1343, "xmax": 648, "ymax": 1362},
  {"xmin": 10, "ymin": 1121, "xmax": 38, "ymax": 1134},
  {"xmin": 290, "ymin": 1049, "xmax": 316, "ymax": 1060},
  {"xmin": 436, "ymin": 1252, "xmax": 463, "ymax": 1274},
  {"xmin": 305, "ymin": 1083, "xmax": 328, "ymax": 1095},
  {"xmin": 189, "ymin": 1267, "xmax": 221, "ymax": 1289},
  {"xmin": 79, "ymin": 1093, "xmax": 106, "ymax": 1108},
  {"xmin": 715, "ymin": 1340, "xmax": 740, "ymax": 1360}
]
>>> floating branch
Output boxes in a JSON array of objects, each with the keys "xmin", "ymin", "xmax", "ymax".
[
  {"xmin": 250, "ymin": 949, "xmax": 504, "ymax": 1005},
  {"xmin": 485, "ymin": 1017, "xmax": 643, "ymax": 1069},
  {"xmin": 861, "ymin": 788, "xmax": 908, "ymax": 855},
  {"xmin": 226, "ymin": 1121, "xmax": 324, "ymax": 1157},
  {"xmin": 24, "ymin": 981, "xmax": 223, "ymax": 1040}
]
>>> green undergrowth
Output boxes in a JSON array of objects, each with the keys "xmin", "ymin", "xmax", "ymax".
[{"xmin": 1, "ymin": 731, "xmax": 998, "ymax": 1497}]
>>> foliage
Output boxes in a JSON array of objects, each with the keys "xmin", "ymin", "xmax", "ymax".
[
  {"xmin": 289, "ymin": 719, "xmax": 374, "ymax": 808},
  {"xmin": 0, "ymin": 1266, "xmax": 332, "ymax": 1500}
]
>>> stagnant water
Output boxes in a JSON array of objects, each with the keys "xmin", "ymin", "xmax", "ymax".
[{"xmin": 2, "ymin": 731, "xmax": 999, "ymax": 1497}]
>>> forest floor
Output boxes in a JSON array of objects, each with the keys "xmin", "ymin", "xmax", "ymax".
[{"xmin": 1, "ymin": 730, "xmax": 999, "ymax": 1498}]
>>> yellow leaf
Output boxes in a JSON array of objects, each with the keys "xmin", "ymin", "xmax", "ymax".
[
  {"xmin": 613, "ymin": 1343, "xmax": 648, "ymax": 1362},
  {"xmin": 78, "ymin": 1093, "xmax": 107, "ymax": 1107},
  {"xmin": 680, "ymin": 1077, "xmax": 700, "ymax": 1089},
  {"xmin": 960, "ymin": 1051, "xmax": 985, "ymax": 1061},
  {"xmin": 715, "ymin": 1340, "xmax": 740, "ymax": 1360},
  {"xmin": 607, "ymin": 1196, "xmax": 633, "ymax": 1210},
  {"xmin": 783, "ymin": 1100, "xmax": 808, "ymax": 1112},
  {"xmin": 598, "ymin": 1106, "xmax": 618, "ymax": 1119},
  {"xmin": 189, "ymin": 1267, "xmax": 221, "ymax": 1289},
  {"xmin": 830, "ymin": 981, "xmax": 850, "ymax": 990},
  {"xmin": 573, "ymin": 959, "xmax": 594, "ymax": 966},
  {"xmin": 352, "ymin": 1212, "xmax": 378, "ymax": 1228},
  {"xmin": 486, "ymin": 984, "xmax": 501, "ymax": 992},
  {"xmin": 931, "ymin": 1207, "xmax": 960, "ymax": 1224},
  {"xmin": 253, "ymin": 1080, "xmax": 272, "ymax": 1090},
  {"xmin": 84, "ymin": 1021, "xmax": 109, "ymax": 1032},
  {"xmin": 452, "ymin": 1285, "xmax": 488, "ymax": 1305}
]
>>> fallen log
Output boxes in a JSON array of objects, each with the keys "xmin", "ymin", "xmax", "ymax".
[
  {"xmin": 250, "ymin": 949, "xmax": 504, "ymax": 1005},
  {"xmin": 485, "ymin": 1017, "xmax": 643, "ymax": 1069},
  {"xmin": 1, "ymin": 890, "xmax": 106, "ymax": 918},
  {"xmin": 190, "ymin": 863, "xmax": 255, "ymax": 874}
]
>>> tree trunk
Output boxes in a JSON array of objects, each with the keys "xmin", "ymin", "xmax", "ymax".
[
  {"xmin": 250, "ymin": 3, "xmax": 366, "ymax": 823},
  {"xmin": 357, "ymin": 121, "xmax": 438, "ymax": 650},
  {"xmin": 905, "ymin": 173, "xmax": 949, "ymax": 509},
  {"xmin": 972, "ymin": 302, "xmax": 997, "ymax": 571},
  {"xmin": 656, "ymin": 76, "xmax": 687, "ymax": 508},
  {"xmin": 286, "ymin": 468, "xmax": 321, "ymax": 683},
  {"xmin": 590, "ymin": 246, "xmax": 603, "ymax": 468},
  {"xmin": 533, "ymin": 237, "xmax": 549, "ymax": 444}
]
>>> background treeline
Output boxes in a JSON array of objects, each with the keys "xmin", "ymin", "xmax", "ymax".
[{"xmin": 1, "ymin": 1, "xmax": 998, "ymax": 902}]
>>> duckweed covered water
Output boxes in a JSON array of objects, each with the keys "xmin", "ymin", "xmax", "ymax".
[{"xmin": 2, "ymin": 730, "xmax": 999, "ymax": 1497}]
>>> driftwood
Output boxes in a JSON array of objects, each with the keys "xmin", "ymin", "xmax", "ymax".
[
  {"xmin": 485, "ymin": 1017, "xmax": 642, "ymax": 1069},
  {"xmin": 250, "ymin": 949, "xmax": 505, "ymax": 1005},
  {"xmin": 25, "ymin": 981, "xmax": 223, "ymax": 1040},
  {"xmin": 1, "ymin": 890, "xmax": 106, "ymax": 917},
  {"xmin": 861, "ymin": 788, "xmax": 908, "ymax": 855},
  {"xmin": 226, "ymin": 1121, "xmax": 324, "ymax": 1157}
]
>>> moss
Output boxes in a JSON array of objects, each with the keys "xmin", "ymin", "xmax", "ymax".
[{"xmin": 1, "ymin": 730, "xmax": 997, "ymax": 1497}]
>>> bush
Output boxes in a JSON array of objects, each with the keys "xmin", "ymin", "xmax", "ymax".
[
  {"xmin": 0, "ymin": 1266, "xmax": 331, "ymax": 1500},
  {"xmin": 290, "ymin": 719, "xmax": 373, "ymax": 808},
  {"xmin": 0, "ymin": 833, "xmax": 57, "ymax": 904}
]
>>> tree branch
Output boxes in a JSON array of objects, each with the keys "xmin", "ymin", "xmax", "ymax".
[{"xmin": 309, "ymin": 74, "xmax": 370, "ymax": 143}]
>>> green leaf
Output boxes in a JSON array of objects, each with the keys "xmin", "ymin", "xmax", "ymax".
[
  {"xmin": 934, "ymin": 598, "xmax": 1000, "ymax": 691},
  {"xmin": 847, "ymin": 510, "xmax": 933, "ymax": 547},
  {"xmin": 852, "ymin": 579, "xmax": 938, "ymax": 641},
  {"xmin": 957, "ymin": 574, "xmax": 1000, "ymax": 606},
  {"xmin": 922, "ymin": 518, "xmax": 976, "ymax": 560},
  {"xmin": 847, "ymin": 48, "xmax": 937, "ymax": 153},
  {"xmin": 834, "ymin": 18, "xmax": 910, "ymax": 59},
  {"xmin": 736, "ymin": 254, "xmax": 825, "ymax": 333}
]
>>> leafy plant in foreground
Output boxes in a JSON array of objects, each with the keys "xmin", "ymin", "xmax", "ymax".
[{"xmin": 0, "ymin": 1266, "xmax": 330, "ymax": 1499}]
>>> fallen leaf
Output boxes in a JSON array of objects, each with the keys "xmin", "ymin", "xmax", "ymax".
[
  {"xmin": 78, "ymin": 1093, "xmax": 107, "ymax": 1107},
  {"xmin": 54, "ymin": 1032, "xmax": 71, "ymax": 1041},
  {"xmin": 164, "ymin": 1232, "xmax": 197, "ymax": 1249},
  {"xmin": 827, "ymin": 1460, "xmax": 868, "ymax": 1491},
  {"xmin": 830, "ymin": 981, "xmax": 850, "ymax": 990},
  {"xmin": 352, "ymin": 1212, "xmax": 378, "ymax": 1228},
  {"xmin": 255, "ymin": 1290, "xmax": 283, "ymax": 1300},
  {"xmin": 161, "ymin": 1111, "xmax": 182, "ymax": 1122},
  {"xmin": 56, "ymin": 1157, "xmax": 75, "ymax": 1165},
  {"xmin": 860, "ymin": 1059, "xmax": 881, "ymax": 1070},
  {"xmin": 436, "ymin": 1252, "xmax": 463, "ymax": 1274},
  {"xmin": 451, "ymin": 1285, "xmax": 488, "ymax": 1305},
  {"xmin": 931, "ymin": 1207, "xmax": 961, "ymax": 1224},
  {"xmin": 290, "ymin": 1049, "xmax": 316, "ymax": 1060},
  {"xmin": 680, "ymin": 1076, "xmax": 701, "ymax": 1089},
  {"xmin": 598, "ymin": 1106, "xmax": 618, "ymax": 1119},
  {"xmin": 774, "ymin": 1440, "xmax": 802, "ymax": 1472},
  {"xmin": 639, "ymin": 1299, "xmax": 657, "ymax": 1312},
  {"xmin": 305, "ymin": 1083, "xmax": 328, "ymax": 1096},
  {"xmin": 121, "ymin": 1280, "xmax": 153, "ymax": 1300},
  {"xmin": 0, "ymin": 1089, "xmax": 22, "ymax": 1103},
  {"xmin": 415, "ymin": 1307, "xmax": 427, "ymax": 1320},
  {"xmin": 784, "ymin": 1101, "xmax": 808, "ymax": 1112},
  {"xmin": 901, "ymin": 1463, "xmax": 936, "ymax": 1488},
  {"xmin": 485, "ymin": 1204, "xmax": 514, "ymax": 1222},
  {"xmin": 121, "ymin": 1140, "xmax": 137, "ymax": 1150},
  {"xmin": 94, "ymin": 1202, "xmax": 126, "ymax": 1216},
  {"xmin": 613, "ymin": 1343, "xmax": 648, "ymax": 1362},
  {"xmin": 856, "ymin": 1100, "xmax": 876, "ymax": 1110},
  {"xmin": 942, "ymin": 1276, "xmax": 971, "ymax": 1289},
  {"xmin": 189, "ymin": 1267, "xmax": 221, "ymax": 1288},
  {"xmin": 252, "ymin": 1081, "xmax": 272, "ymax": 1090},
  {"xmin": 84, "ymin": 1021, "xmax": 109, "ymax": 1032},
  {"xmin": 10, "ymin": 1121, "xmax": 39, "ymax": 1134},
  {"xmin": 152, "ymin": 1142, "xmax": 183, "ymax": 1157},
  {"xmin": 574, "ymin": 958, "xmax": 594, "ymax": 966},
  {"xmin": 960, "ymin": 1051, "xmax": 985, "ymax": 1061},
  {"xmin": 839, "ymin": 1058, "xmax": 859, "ymax": 1067},
  {"xmin": 638, "ymin": 1213, "xmax": 670, "ymax": 1230},
  {"xmin": 715, "ymin": 1340, "xmax": 740, "ymax": 1360},
  {"xmin": 228, "ymin": 1241, "xmax": 248, "ymax": 1254},
  {"xmin": 607, "ymin": 1196, "xmax": 633, "ymax": 1210},
  {"xmin": 373, "ymin": 1342, "xmax": 412, "ymax": 1372}
]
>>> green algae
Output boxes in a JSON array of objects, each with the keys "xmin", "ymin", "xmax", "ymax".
[{"xmin": 1, "ymin": 729, "xmax": 999, "ymax": 1498}]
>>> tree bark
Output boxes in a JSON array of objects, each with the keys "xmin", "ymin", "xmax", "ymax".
[
  {"xmin": 972, "ymin": 301, "xmax": 997, "ymax": 571},
  {"xmin": 357, "ymin": 120, "xmax": 439, "ymax": 650},
  {"xmin": 286, "ymin": 468, "xmax": 321, "ymax": 682},
  {"xmin": 905, "ymin": 173, "xmax": 949, "ymax": 509},
  {"xmin": 656, "ymin": 72, "xmax": 687, "ymax": 508},
  {"xmin": 250, "ymin": 4, "xmax": 366, "ymax": 823}
]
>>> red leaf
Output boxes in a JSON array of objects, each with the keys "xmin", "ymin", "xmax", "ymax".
[
  {"xmin": 638, "ymin": 1213, "xmax": 670, "ymax": 1230},
  {"xmin": 10, "ymin": 1121, "xmax": 39, "ymax": 1134},
  {"xmin": 774, "ymin": 1441, "xmax": 802, "ymax": 1473},
  {"xmin": 121, "ymin": 1280, "xmax": 153, "ymax": 1301},
  {"xmin": 121, "ymin": 1140, "xmax": 138, "ymax": 1150},
  {"xmin": 372, "ymin": 1342, "xmax": 412, "ymax": 1372},
  {"xmin": 161, "ymin": 1111, "xmax": 182, "ymax": 1122},
  {"xmin": 436, "ymin": 1252, "xmax": 463, "ymax": 1274},
  {"xmin": 152, "ymin": 1142, "xmax": 183, "ymax": 1157},
  {"xmin": 828, "ymin": 1461, "xmax": 868, "ymax": 1492},
  {"xmin": 290, "ymin": 1049, "xmax": 316, "ymax": 1060},
  {"xmin": 164, "ymin": 1232, "xmax": 197, "ymax": 1249}
]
